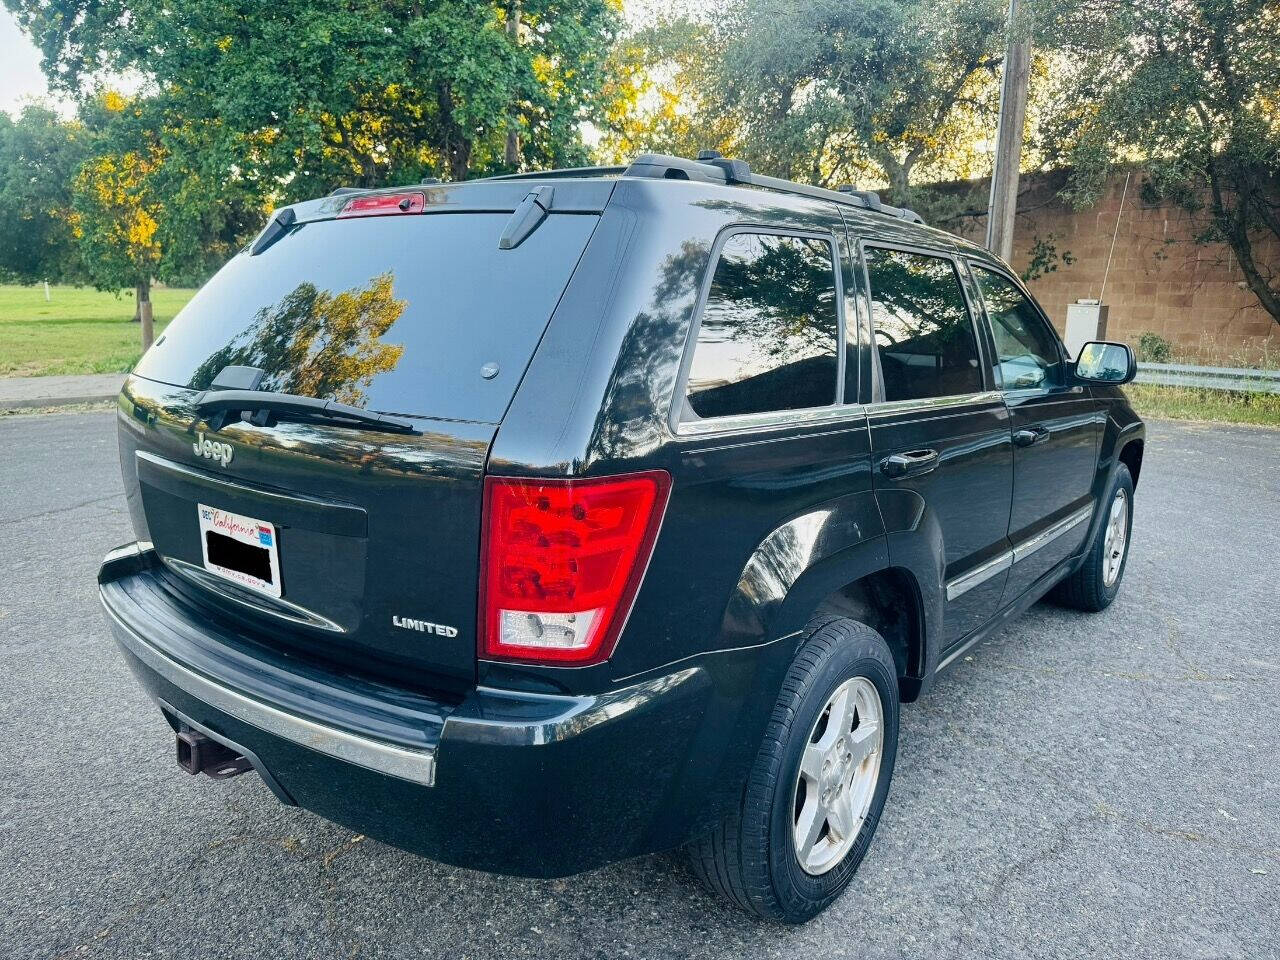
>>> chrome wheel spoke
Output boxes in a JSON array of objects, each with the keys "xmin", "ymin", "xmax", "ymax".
[
  {"xmin": 800, "ymin": 742, "xmax": 826, "ymax": 782},
  {"xmin": 847, "ymin": 722, "xmax": 879, "ymax": 769},
  {"xmin": 1102, "ymin": 488, "xmax": 1129, "ymax": 587},
  {"xmin": 825, "ymin": 686, "xmax": 856, "ymax": 744},
  {"xmin": 825, "ymin": 788, "xmax": 855, "ymax": 843},
  {"xmin": 795, "ymin": 796, "xmax": 826, "ymax": 859}
]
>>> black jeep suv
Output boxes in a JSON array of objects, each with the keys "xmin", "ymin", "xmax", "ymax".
[{"xmin": 99, "ymin": 153, "xmax": 1144, "ymax": 923}]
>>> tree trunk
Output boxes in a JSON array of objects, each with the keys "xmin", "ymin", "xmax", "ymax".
[
  {"xmin": 505, "ymin": 0, "xmax": 521, "ymax": 168},
  {"xmin": 1206, "ymin": 159, "xmax": 1280, "ymax": 328},
  {"xmin": 137, "ymin": 280, "xmax": 154, "ymax": 351},
  {"xmin": 449, "ymin": 140, "xmax": 472, "ymax": 182},
  {"xmin": 1226, "ymin": 224, "xmax": 1280, "ymax": 326}
]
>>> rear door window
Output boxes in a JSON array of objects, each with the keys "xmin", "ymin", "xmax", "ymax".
[
  {"xmin": 684, "ymin": 231, "xmax": 840, "ymax": 420},
  {"xmin": 133, "ymin": 212, "xmax": 599, "ymax": 423},
  {"xmin": 864, "ymin": 247, "xmax": 983, "ymax": 402}
]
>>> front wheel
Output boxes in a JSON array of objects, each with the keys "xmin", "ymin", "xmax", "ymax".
[
  {"xmin": 1052, "ymin": 463, "xmax": 1134, "ymax": 612},
  {"xmin": 686, "ymin": 618, "xmax": 900, "ymax": 923}
]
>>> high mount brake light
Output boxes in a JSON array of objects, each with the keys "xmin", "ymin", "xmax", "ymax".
[
  {"xmin": 479, "ymin": 471, "xmax": 671, "ymax": 666},
  {"xmin": 337, "ymin": 192, "xmax": 426, "ymax": 218}
]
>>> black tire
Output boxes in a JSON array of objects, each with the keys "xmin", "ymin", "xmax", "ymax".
[
  {"xmin": 686, "ymin": 617, "xmax": 900, "ymax": 923},
  {"xmin": 1051, "ymin": 463, "xmax": 1134, "ymax": 612}
]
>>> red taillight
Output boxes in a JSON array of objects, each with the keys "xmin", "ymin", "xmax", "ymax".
[
  {"xmin": 337, "ymin": 192, "xmax": 426, "ymax": 218},
  {"xmin": 479, "ymin": 471, "xmax": 671, "ymax": 665}
]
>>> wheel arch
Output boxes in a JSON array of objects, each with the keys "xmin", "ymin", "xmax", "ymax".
[
  {"xmin": 1118, "ymin": 437, "xmax": 1144, "ymax": 487},
  {"xmin": 814, "ymin": 568, "xmax": 929, "ymax": 702}
]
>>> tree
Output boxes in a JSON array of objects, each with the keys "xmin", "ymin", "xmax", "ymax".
[
  {"xmin": 641, "ymin": 0, "xmax": 1008, "ymax": 220},
  {"xmin": 596, "ymin": 18, "xmax": 737, "ymax": 164},
  {"xmin": 0, "ymin": 105, "xmax": 88, "ymax": 284},
  {"xmin": 70, "ymin": 91, "xmax": 262, "ymax": 344},
  {"xmin": 1036, "ymin": 0, "xmax": 1280, "ymax": 327},
  {"xmin": 6, "ymin": 0, "xmax": 620, "ymax": 193}
]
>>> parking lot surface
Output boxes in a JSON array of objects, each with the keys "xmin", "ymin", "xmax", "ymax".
[{"xmin": 1, "ymin": 412, "xmax": 1276, "ymax": 959}]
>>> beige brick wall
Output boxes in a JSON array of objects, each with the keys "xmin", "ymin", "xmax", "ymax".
[{"xmin": 950, "ymin": 170, "xmax": 1280, "ymax": 365}]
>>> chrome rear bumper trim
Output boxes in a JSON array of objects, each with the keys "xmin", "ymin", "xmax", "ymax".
[{"xmin": 102, "ymin": 593, "xmax": 436, "ymax": 786}]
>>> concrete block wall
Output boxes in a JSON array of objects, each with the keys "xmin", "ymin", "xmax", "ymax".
[{"xmin": 950, "ymin": 170, "xmax": 1279, "ymax": 366}]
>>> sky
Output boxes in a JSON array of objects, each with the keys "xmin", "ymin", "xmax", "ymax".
[{"xmin": 0, "ymin": 9, "xmax": 66, "ymax": 115}]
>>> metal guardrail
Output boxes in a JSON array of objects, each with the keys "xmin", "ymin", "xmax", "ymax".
[{"xmin": 1134, "ymin": 362, "xmax": 1280, "ymax": 394}]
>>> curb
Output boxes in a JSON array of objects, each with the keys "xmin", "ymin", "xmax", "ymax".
[{"xmin": 0, "ymin": 393, "xmax": 119, "ymax": 412}]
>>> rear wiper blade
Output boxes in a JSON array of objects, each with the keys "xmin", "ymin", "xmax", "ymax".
[{"xmin": 193, "ymin": 389, "xmax": 418, "ymax": 435}]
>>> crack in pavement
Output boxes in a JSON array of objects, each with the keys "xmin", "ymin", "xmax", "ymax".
[{"xmin": 2, "ymin": 495, "xmax": 123, "ymax": 527}]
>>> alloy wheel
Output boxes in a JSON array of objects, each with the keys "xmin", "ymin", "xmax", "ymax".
[
  {"xmin": 791, "ymin": 677, "xmax": 884, "ymax": 876},
  {"xmin": 1102, "ymin": 487, "xmax": 1129, "ymax": 587}
]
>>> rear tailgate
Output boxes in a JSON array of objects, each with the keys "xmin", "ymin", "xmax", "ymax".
[{"xmin": 120, "ymin": 190, "xmax": 606, "ymax": 688}]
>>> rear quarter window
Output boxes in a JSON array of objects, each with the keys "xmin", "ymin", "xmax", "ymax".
[
  {"xmin": 133, "ymin": 212, "xmax": 599, "ymax": 423},
  {"xmin": 683, "ymin": 231, "xmax": 840, "ymax": 420}
]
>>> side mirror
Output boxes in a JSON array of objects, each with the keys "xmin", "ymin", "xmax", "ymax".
[{"xmin": 1074, "ymin": 340, "xmax": 1137, "ymax": 385}]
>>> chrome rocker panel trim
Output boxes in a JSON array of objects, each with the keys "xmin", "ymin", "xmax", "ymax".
[
  {"xmin": 1012, "ymin": 504, "xmax": 1094, "ymax": 564},
  {"xmin": 945, "ymin": 503, "xmax": 1094, "ymax": 601}
]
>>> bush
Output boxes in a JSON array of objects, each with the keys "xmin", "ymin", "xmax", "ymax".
[{"xmin": 1137, "ymin": 331, "xmax": 1173, "ymax": 363}]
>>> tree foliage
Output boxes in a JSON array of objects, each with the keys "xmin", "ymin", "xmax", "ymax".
[
  {"xmin": 6, "ymin": 0, "xmax": 621, "ymax": 193},
  {"xmin": 69, "ymin": 92, "xmax": 262, "ymax": 296},
  {"xmin": 596, "ymin": 18, "xmax": 737, "ymax": 164},
  {"xmin": 1035, "ymin": 0, "xmax": 1280, "ymax": 326},
  {"xmin": 604, "ymin": 0, "xmax": 1009, "ymax": 221},
  {"xmin": 0, "ymin": 105, "xmax": 88, "ymax": 283}
]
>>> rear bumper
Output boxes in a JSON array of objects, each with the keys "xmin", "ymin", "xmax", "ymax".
[{"xmin": 99, "ymin": 543, "xmax": 739, "ymax": 877}]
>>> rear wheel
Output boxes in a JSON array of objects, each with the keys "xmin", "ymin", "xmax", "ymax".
[
  {"xmin": 686, "ymin": 618, "xmax": 899, "ymax": 923},
  {"xmin": 1052, "ymin": 464, "xmax": 1134, "ymax": 612}
]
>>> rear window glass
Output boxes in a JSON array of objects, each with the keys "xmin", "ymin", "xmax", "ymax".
[
  {"xmin": 133, "ymin": 213, "xmax": 599, "ymax": 422},
  {"xmin": 684, "ymin": 231, "xmax": 839, "ymax": 420}
]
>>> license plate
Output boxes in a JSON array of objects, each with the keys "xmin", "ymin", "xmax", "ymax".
[{"xmin": 197, "ymin": 504, "xmax": 282, "ymax": 598}]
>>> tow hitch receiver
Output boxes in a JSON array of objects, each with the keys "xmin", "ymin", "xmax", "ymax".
[{"xmin": 176, "ymin": 728, "xmax": 253, "ymax": 779}]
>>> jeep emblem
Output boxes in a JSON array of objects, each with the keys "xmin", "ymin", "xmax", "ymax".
[{"xmin": 192, "ymin": 432, "xmax": 234, "ymax": 467}]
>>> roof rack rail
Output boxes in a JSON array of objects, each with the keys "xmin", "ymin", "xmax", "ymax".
[
  {"xmin": 622, "ymin": 151, "xmax": 924, "ymax": 225},
  {"xmin": 477, "ymin": 165, "xmax": 627, "ymax": 183}
]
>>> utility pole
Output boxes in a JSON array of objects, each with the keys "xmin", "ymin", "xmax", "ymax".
[{"xmin": 985, "ymin": 0, "xmax": 1031, "ymax": 263}]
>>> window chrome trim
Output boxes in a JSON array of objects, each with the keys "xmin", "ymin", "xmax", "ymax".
[
  {"xmin": 1012, "ymin": 503, "xmax": 1093, "ymax": 563},
  {"xmin": 675, "ymin": 400, "xmax": 868, "ymax": 438},
  {"xmin": 945, "ymin": 502, "xmax": 1094, "ymax": 602},
  {"xmin": 866, "ymin": 390, "xmax": 1003, "ymax": 420},
  {"xmin": 670, "ymin": 222, "xmax": 848, "ymax": 436},
  {"xmin": 102, "ymin": 593, "xmax": 437, "ymax": 786},
  {"xmin": 945, "ymin": 550, "xmax": 1013, "ymax": 601}
]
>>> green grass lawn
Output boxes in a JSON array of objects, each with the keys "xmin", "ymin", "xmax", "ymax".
[
  {"xmin": 1125, "ymin": 383, "xmax": 1280, "ymax": 427},
  {"xmin": 0, "ymin": 283, "xmax": 195, "ymax": 378}
]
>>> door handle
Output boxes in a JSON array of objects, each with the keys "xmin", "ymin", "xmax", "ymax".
[
  {"xmin": 880, "ymin": 449, "xmax": 940, "ymax": 479},
  {"xmin": 1013, "ymin": 425, "xmax": 1050, "ymax": 447}
]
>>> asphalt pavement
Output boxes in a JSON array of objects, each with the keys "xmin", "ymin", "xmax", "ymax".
[{"xmin": 1, "ymin": 412, "xmax": 1276, "ymax": 960}]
